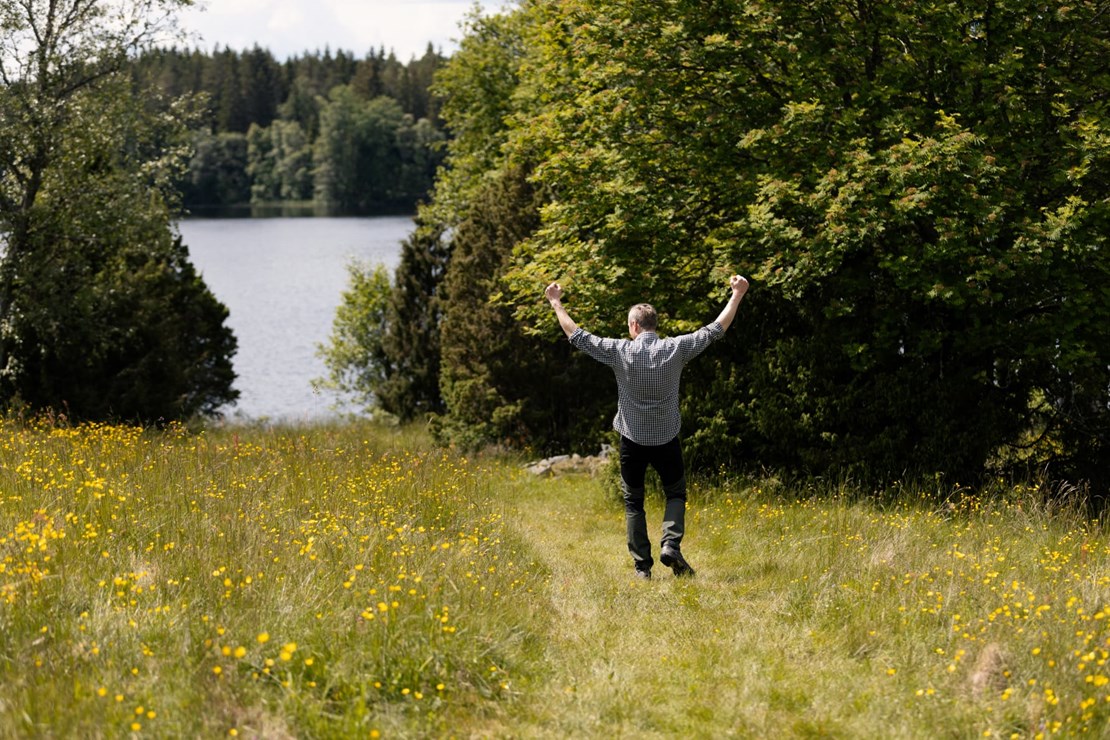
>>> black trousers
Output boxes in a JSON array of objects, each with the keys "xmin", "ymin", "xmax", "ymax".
[{"xmin": 618, "ymin": 435, "xmax": 687, "ymax": 571}]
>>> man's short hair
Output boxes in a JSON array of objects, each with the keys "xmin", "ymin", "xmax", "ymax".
[{"xmin": 628, "ymin": 303, "xmax": 658, "ymax": 331}]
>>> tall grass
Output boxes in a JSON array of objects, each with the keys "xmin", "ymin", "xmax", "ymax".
[
  {"xmin": 3, "ymin": 418, "xmax": 1109, "ymax": 737},
  {"xmin": 0, "ymin": 419, "xmax": 547, "ymax": 737},
  {"xmin": 698, "ymin": 477, "xmax": 1110, "ymax": 736},
  {"xmin": 492, "ymin": 472, "xmax": 1110, "ymax": 738}
]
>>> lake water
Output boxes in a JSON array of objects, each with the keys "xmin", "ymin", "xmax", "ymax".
[{"xmin": 180, "ymin": 216, "xmax": 412, "ymax": 422}]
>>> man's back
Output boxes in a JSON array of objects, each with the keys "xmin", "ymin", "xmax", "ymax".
[{"xmin": 569, "ymin": 324, "xmax": 722, "ymax": 445}]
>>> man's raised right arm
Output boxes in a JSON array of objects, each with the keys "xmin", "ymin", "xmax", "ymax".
[{"xmin": 545, "ymin": 282, "xmax": 578, "ymax": 338}]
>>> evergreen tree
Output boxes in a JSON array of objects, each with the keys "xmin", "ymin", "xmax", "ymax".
[
  {"xmin": 277, "ymin": 74, "xmax": 323, "ymax": 140},
  {"xmin": 126, "ymin": 43, "xmax": 450, "ymax": 210},
  {"xmin": 211, "ymin": 47, "xmax": 248, "ymax": 133},
  {"xmin": 351, "ymin": 49, "xmax": 385, "ymax": 100},
  {"xmin": 377, "ymin": 219, "xmax": 449, "ymax": 418},
  {"xmin": 434, "ymin": 167, "xmax": 610, "ymax": 451},
  {"xmin": 239, "ymin": 45, "xmax": 285, "ymax": 129}
]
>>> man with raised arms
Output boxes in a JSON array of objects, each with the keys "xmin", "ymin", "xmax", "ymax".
[{"xmin": 545, "ymin": 274, "xmax": 749, "ymax": 580}]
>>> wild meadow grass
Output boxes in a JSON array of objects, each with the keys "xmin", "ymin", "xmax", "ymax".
[
  {"xmin": 681, "ymin": 476, "xmax": 1110, "ymax": 738},
  {"xmin": 0, "ymin": 419, "xmax": 548, "ymax": 737},
  {"xmin": 2, "ymin": 418, "xmax": 1109, "ymax": 738}
]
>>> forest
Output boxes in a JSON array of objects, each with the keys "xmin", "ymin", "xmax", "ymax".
[
  {"xmin": 129, "ymin": 45, "xmax": 447, "ymax": 212},
  {"xmin": 321, "ymin": 0, "xmax": 1110, "ymax": 495}
]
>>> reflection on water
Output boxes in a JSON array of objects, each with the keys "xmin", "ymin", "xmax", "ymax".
[{"xmin": 181, "ymin": 216, "xmax": 412, "ymax": 422}]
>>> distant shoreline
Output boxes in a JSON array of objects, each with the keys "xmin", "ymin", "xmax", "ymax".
[{"xmin": 181, "ymin": 203, "xmax": 417, "ymax": 220}]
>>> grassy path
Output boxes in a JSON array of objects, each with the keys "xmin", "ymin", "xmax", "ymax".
[
  {"xmin": 506, "ymin": 474, "xmax": 719, "ymax": 737},
  {"xmin": 497, "ymin": 473, "xmax": 883, "ymax": 738}
]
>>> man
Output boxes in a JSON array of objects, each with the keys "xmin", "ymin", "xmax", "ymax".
[{"xmin": 545, "ymin": 274, "xmax": 749, "ymax": 580}]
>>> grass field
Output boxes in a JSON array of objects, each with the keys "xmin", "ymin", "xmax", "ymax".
[{"xmin": 2, "ymin": 419, "xmax": 1108, "ymax": 738}]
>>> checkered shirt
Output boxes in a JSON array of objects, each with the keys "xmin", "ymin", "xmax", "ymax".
[{"xmin": 568, "ymin": 322, "xmax": 724, "ymax": 446}]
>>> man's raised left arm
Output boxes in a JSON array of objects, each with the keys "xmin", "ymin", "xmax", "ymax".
[{"xmin": 714, "ymin": 275, "xmax": 749, "ymax": 332}]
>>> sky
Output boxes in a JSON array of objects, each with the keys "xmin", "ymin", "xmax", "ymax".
[{"xmin": 173, "ymin": 0, "xmax": 510, "ymax": 61}]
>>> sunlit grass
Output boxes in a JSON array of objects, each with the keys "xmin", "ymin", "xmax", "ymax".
[
  {"xmin": 688, "ymin": 475, "xmax": 1110, "ymax": 737},
  {"xmin": 3, "ymin": 418, "xmax": 1109, "ymax": 737},
  {"xmin": 499, "ymin": 473, "xmax": 1110, "ymax": 738},
  {"xmin": 0, "ymin": 419, "xmax": 548, "ymax": 737}
]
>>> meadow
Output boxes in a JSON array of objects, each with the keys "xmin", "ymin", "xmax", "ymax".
[{"xmin": 1, "ymin": 419, "xmax": 1108, "ymax": 738}]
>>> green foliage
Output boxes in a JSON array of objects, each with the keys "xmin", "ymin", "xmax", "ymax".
[
  {"xmin": 311, "ymin": 89, "xmax": 444, "ymax": 210},
  {"xmin": 130, "ymin": 45, "xmax": 449, "ymax": 211},
  {"xmin": 182, "ymin": 129, "xmax": 250, "ymax": 205},
  {"xmin": 394, "ymin": 115, "xmax": 447, "ymax": 203},
  {"xmin": 318, "ymin": 218, "xmax": 448, "ymax": 421},
  {"xmin": 317, "ymin": 261, "xmax": 395, "ymax": 416},
  {"xmin": 246, "ymin": 120, "xmax": 314, "ymax": 202},
  {"xmin": 473, "ymin": 0, "xmax": 1110, "ymax": 487},
  {"xmin": 317, "ymin": 0, "xmax": 1107, "ymax": 487},
  {"xmin": 418, "ymin": 8, "xmax": 612, "ymax": 453},
  {"xmin": 314, "ymin": 88, "xmax": 400, "ymax": 209},
  {"xmin": 434, "ymin": 166, "xmax": 611, "ymax": 453},
  {"xmin": 376, "ymin": 219, "xmax": 449, "ymax": 419},
  {"xmin": 0, "ymin": 0, "xmax": 238, "ymax": 422}
]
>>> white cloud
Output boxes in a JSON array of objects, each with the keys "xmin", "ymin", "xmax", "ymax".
[
  {"xmin": 176, "ymin": 0, "xmax": 509, "ymax": 60},
  {"xmin": 267, "ymin": 2, "xmax": 305, "ymax": 33}
]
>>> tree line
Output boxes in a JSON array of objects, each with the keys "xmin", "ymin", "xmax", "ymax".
[
  {"xmin": 129, "ymin": 45, "xmax": 447, "ymax": 212},
  {"xmin": 321, "ymin": 0, "xmax": 1110, "ymax": 495}
]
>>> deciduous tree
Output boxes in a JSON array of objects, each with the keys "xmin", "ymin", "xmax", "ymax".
[
  {"xmin": 0, "ymin": 0, "xmax": 238, "ymax": 421},
  {"xmin": 453, "ymin": 0, "xmax": 1109, "ymax": 486}
]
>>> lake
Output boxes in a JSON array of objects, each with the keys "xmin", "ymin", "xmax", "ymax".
[{"xmin": 180, "ymin": 216, "xmax": 412, "ymax": 422}]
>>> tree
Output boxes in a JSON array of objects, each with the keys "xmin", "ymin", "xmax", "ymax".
[
  {"xmin": 183, "ymin": 129, "xmax": 250, "ymax": 206},
  {"xmin": 312, "ymin": 85, "xmax": 368, "ymax": 209},
  {"xmin": 405, "ymin": 6, "xmax": 614, "ymax": 452},
  {"xmin": 313, "ymin": 87, "xmax": 405, "ymax": 210},
  {"xmin": 394, "ymin": 114, "xmax": 446, "ymax": 202},
  {"xmin": 425, "ymin": 7, "xmax": 527, "ymax": 227},
  {"xmin": 245, "ymin": 122, "xmax": 279, "ymax": 202},
  {"xmin": 435, "ymin": 166, "xmax": 612, "ymax": 452},
  {"xmin": 376, "ymin": 219, "xmax": 449, "ymax": 418},
  {"xmin": 125, "ymin": 45, "xmax": 451, "ymax": 211},
  {"xmin": 239, "ymin": 45, "xmax": 284, "ymax": 129},
  {"xmin": 277, "ymin": 73, "xmax": 322, "ymax": 140},
  {"xmin": 317, "ymin": 260, "xmax": 394, "ymax": 416},
  {"xmin": 318, "ymin": 217, "xmax": 449, "ymax": 420},
  {"xmin": 270, "ymin": 119, "xmax": 313, "ymax": 201},
  {"xmin": 0, "ymin": 0, "xmax": 238, "ymax": 422},
  {"xmin": 388, "ymin": 0, "xmax": 1110, "ymax": 489},
  {"xmin": 475, "ymin": 0, "xmax": 1109, "ymax": 487}
]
